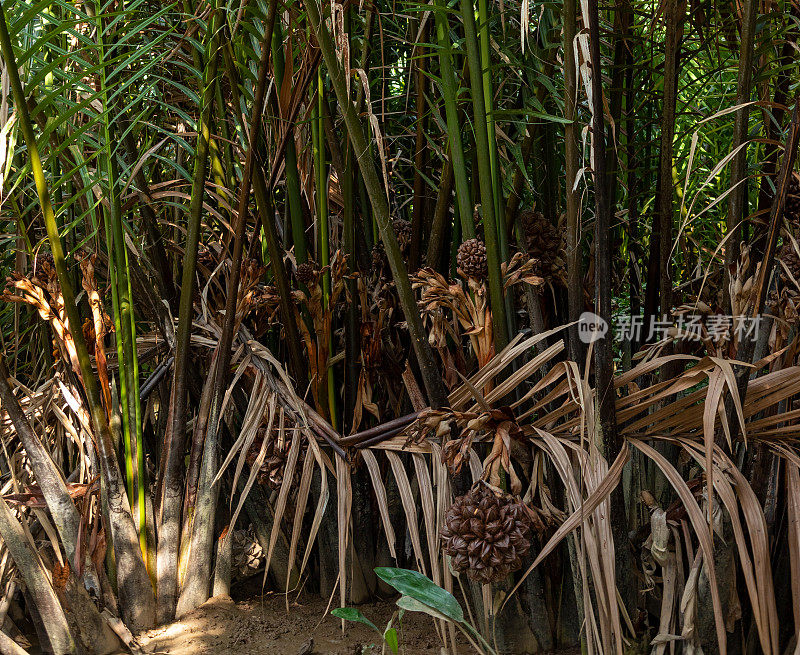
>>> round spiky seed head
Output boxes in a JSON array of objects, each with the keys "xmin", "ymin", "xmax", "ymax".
[
  {"xmin": 787, "ymin": 172, "xmax": 800, "ymax": 233},
  {"xmin": 457, "ymin": 238, "xmax": 489, "ymax": 281},
  {"xmin": 295, "ymin": 261, "xmax": 317, "ymax": 285},
  {"xmin": 441, "ymin": 483, "xmax": 532, "ymax": 584},
  {"xmin": 392, "ymin": 218, "xmax": 412, "ymax": 252},
  {"xmin": 518, "ymin": 210, "xmax": 564, "ymax": 278},
  {"xmin": 780, "ymin": 244, "xmax": 800, "ymax": 282}
]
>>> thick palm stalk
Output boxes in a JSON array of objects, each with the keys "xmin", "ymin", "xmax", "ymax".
[
  {"xmin": 586, "ymin": 0, "xmax": 635, "ymax": 622},
  {"xmin": 460, "ymin": 0, "xmax": 508, "ymax": 351},
  {"xmin": 410, "ymin": 20, "xmax": 429, "ymax": 269},
  {"xmin": 178, "ymin": 0, "xmax": 280, "ymax": 615},
  {"xmin": 754, "ymin": 38, "xmax": 795, "ymax": 257},
  {"xmin": 563, "ymin": 0, "xmax": 582, "ymax": 362},
  {"xmin": 341, "ymin": 8, "xmax": 359, "ymax": 428},
  {"xmin": 0, "ymin": 4, "xmax": 155, "ymax": 631},
  {"xmin": 305, "ymin": 0, "xmax": 449, "ymax": 409},
  {"xmin": 433, "ymin": 0, "xmax": 474, "ymax": 239},
  {"xmin": 724, "ymin": 0, "xmax": 757, "ymax": 301},
  {"xmin": 351, "ymin": 4, "xmax": 377, "ymax": 251},
  {"xmin": 477, "ymin": 0, "xmax": 502, "ymax": 252},
  {"xmin": 624, "ymin": 58, "xmax": 641, "ymax": 361},
  {"xmin": 605, "ymin": 0, "xmax": 631, "ymax": 214},
  {"xmin": 271, "ymin": 21, "xmax": 307, "ymax": 263},
  {"xmin": 343, "ymin": 144, "xmax": 359, "ymax": 426},
  {"xmin": 0, "ymin": 356, "xmax": 80, "ymax": 568},
  {"xmin": 129, "ymin": 298, "xmax": 147, "ymax": 557},
  {"xmin": 0, "ymin": 496, "xmax": 75, "ymax": 654},
  {"xmin": 427, "ymin": 154, "xmax": 454, "ymax": 268},
  {"xmin": 742, "ymin": 100, "xmax": 800, "ymax": 354},
  {"xmin": 155, "ymin": 4, "xmax": 220, "ymax": 622},
  {"xmin": 313, "ymin": 72, "xmax": 337, "ymax": 426},
  {"xmin": 655, "ymin": 0, "xmax": 684, "ymax": 320}
]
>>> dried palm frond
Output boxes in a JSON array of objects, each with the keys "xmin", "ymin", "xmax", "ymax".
[{"xmin": 413, "ymin": 256, "xmax": 543, "ymax": 372}]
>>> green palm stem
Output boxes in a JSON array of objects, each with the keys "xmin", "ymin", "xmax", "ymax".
[
  {"xmin": 433, "ymin": 0, "xmax": 474, "ymax": 239},
  {"xmin": 97, "ymin": 5, "xmax": 148, "ymax": 565},
  {"xmin": 313, "ymin": 72, "xmax": 338, "ymax": 429},
  {"xmin": 477, "ymin": 0, "xmax": 504, "ymax": 256},
  {"xmin": 93, "ymin": 1, "xmax": 147, "ymax": 557},
  {"xmin": 208, "ymin": 136, "xmax": 228, "ymax": 202},
  {"xmin": 305, "ymin": 0, "xmax": 449, "ymax": 409},
  {"xmin": 106, "ymin": 0, "xmax": 178, "ymax": 310},
  {"xmin": 126, "ymin": 250, "xmax": 147, "ymax": 558},
  {"xmin": 81, "ymin": 1, "xmax": 135, "ymax": 510},
  {"xmin": 103, "ymin": 211, "xmax": 135, "ymax": 497},
  {"xmin": 271, "ymin": 21, "xmax": 307, "ymax": 263},
  {"xmin": 0, "ymin": 2, "xmax": 156, "ymax": 631},
  {"xmin": 157, "ymin": 3, "xmax": 221, "ymax": 623},
  {"xmin": 178, "ymin": 0, "xmax": 281, "ymax": 615},
  {"xmin": 213, "ymin": 76, "xmax": 235, "ymax": 187},
  {"xmin": 205, "ymin": 63, "xmax": 229, "ymax": 204},
  {"xmin": 460, "ymin": 0, "xmax": 508, "ymax": 352}
]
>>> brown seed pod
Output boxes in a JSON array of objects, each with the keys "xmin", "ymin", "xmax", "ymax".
[
  {"xmin": 371, "ymin": 243, "xmax": 386, "ymax": 274},
  {"xmin": 457, "ymin": 238, "xmax": 489, "ymax": 282},
  {"xmin": 295, "ymin": 261, "xmax": 318, "ymax": 285},
  {"xmin": 33, "ymin": 252, "xmax": 57, "ymax": 284},
  {"xmin": 440, "ymin": 482, "xmax": 532, "ymax": 584},
  {"xmin": 392, "ymin": 218, "xmax": 412, "ymax": 252},
  {"xmin": 779, "ymin": 243, "xmax": 800, "ymax": 283},
  {"xmin": 518, "ymin": 210, "xmax": 564, "ymax": 279}
]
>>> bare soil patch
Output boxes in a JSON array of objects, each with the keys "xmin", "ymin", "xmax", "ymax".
[{"xmin": 136, "ymin": 592, "xmax": 452, "ymax": 655}]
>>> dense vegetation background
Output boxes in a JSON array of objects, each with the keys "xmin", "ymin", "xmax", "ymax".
[{"xmin": 0, "ymin": 0, "xmax": 799, "ymax": 652}]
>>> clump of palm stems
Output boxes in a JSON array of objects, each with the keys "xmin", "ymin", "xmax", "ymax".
[{"xmin": 0, "ymin": 0, "xmax": 800, "ymax": 653}]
